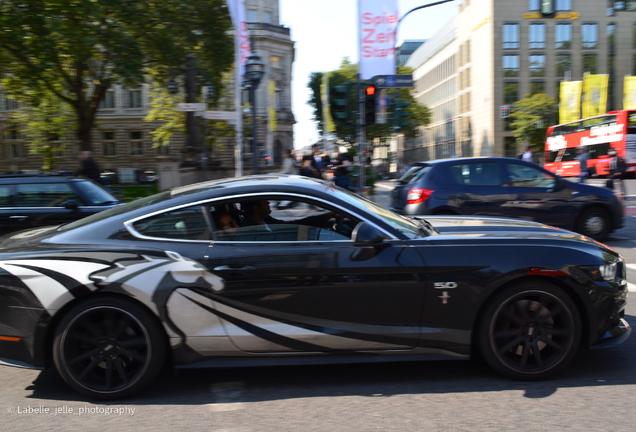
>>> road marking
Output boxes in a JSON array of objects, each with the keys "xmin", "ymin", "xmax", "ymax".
[
  {"xmin": 629, "ymin": 283, "xmax": 636, "ymax": 293},
  {"xmin": 626, "ymin": 264, "xmax": 636, "ymax": 271},
  {"xmin": 374, "ymin": 182, "xmax": 395, "ymax": 191}
]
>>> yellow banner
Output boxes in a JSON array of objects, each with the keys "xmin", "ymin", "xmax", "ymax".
[
  {"xmin": 559, "ymin": 81, "xmax": 582, "ymax": 123},
  {"xmin": 624, "ymin": 76, "xmax": 636, "ymax": 110},
  {"xmin": 582, "ymin": 74, "xmax": 608, "ymax": 118},
  {"xmin": 321, "ymin": 73, "xmax": 336, "ymax": 132},
  {"xmin": 268, "ymin": 80, "xmax": 276, "ymax": 132}
]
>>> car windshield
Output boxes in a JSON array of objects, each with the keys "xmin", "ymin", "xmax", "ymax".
[
  {"xmin": 73, "ymin": 181, "xmax": 120, "ymax": 205},
  {"xmin": 59, "ymin": 191, "xmax": 172, "ymax": 231},
  {"xmin": 332, "ymin": 186, "xmax": 421, "ymax": 238}
]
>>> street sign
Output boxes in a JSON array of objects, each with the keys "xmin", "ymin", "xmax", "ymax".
[
  {"xmin": 202, "ymin": 111, "xmax": 237, "ymax": 121},
  {"xmin": 372, "ymin": 75, "xmax": 414, "ymax": 89},
  {"xmin": 177, "ymin": 103, "xmax": 206, "ymax": 112}
]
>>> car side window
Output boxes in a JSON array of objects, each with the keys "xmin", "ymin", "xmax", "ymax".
[
  {"xmin": 132, "ymin": 205, "xmax": 210, "ymax": 240},
  {"xmin": 16, "ymin": 183, "xmax": 82, "ymax": 207},
  {"xmin": 505, "ymin": 163, "xmax": 556, "ymax": 188},
  {"xmin": 449, "ymin": 162, "xmax": 502, "ymax": 186},
  {"xmin": 212, "ymin": 198, "xmax": 358, "ymax": 242},
  {"xmin": 0, "ymin": 186, "xmax": 12, "ymax": 206}
]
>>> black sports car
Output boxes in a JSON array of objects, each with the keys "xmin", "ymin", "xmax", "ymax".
[{"xmin": 0, "ymin": 175, "xmax": 630, "ymax": 400}]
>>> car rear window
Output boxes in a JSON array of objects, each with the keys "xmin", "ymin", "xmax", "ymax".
[
  {"xmin": 450, "ymin": 162, "xmax": 502, "ymax": 186},
  {"xmin": 398, "ymin": 165, "xmax": 431, "ymax": 185}
]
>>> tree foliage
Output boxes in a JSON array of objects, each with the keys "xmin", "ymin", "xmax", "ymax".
[
  {"xmin": 0, "ymin": 0, "xmax": 234, "ymax": 152},
  {"xmin": 307, "ymin": 59, "xmax": 430, "ymax": 147},
  {"xmin": 11, "ymin": 91, "xmax": 76, "ymax": 171},
  {"xmin": 509, "ymin": 93, "xmax": 558, "ymax": 152}
]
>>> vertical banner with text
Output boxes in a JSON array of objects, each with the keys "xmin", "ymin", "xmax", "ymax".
[
  {"xmin": 559, "ymin": 81, "xmax": 582, "ymax": 124},
  {"xmin": 269, "ymin": 80, "xmax": 277, "ymax": 132},
  {"xmin": 321, "ymin": 73, "xmax": 336, "ymax": 132},
  {"xmin": 359, "ymin": 0, "xmax": 398, "ymax": 80},
  {"xmin": 226, "ymin": 0, "xmax": 251, "ymax": 76},
  {"xmin": 582, "ymin": 74, "xmax": 608, "ymax": 118},
  {"xmin": 624, "ymin": 76, "xmax": 636, "ymax": 110}
]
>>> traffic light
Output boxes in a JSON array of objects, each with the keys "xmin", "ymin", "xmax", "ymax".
[
  {"xmin": 393, "ymin": 98, "xmax": 410, "ymax": 131},
  {"xmin": 330, "ymin": 84, "xmax": 351, "ymax": 122},
  {"xmin": 500, "ymin": 105, "xmax": 511, "ymax": 118},
  {"xmin": 364, "ymin": 85, "xmax": 376, "ymax": 125}
]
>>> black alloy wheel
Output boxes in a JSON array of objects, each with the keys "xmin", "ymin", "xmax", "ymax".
[
  {"xmin": 577, "ymin": 207, "xmax": 610, "ymax": 241},
  {"xmin": 478, "ymin": 282, "xmax": 581, "ymax": 380},
  {"xmin": 53, "ymin": 297, "xmax": 166, "ymax": 400}
]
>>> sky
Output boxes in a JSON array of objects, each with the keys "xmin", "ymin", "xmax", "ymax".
[{"xmin": 279, "ymin": 0, "xmax": 460, "ymax": 150}]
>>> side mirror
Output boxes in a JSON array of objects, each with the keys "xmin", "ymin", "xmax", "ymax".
[
  {"xmin": 352, "ymin": 222, "xmax": 387, "ymax": 247},
  {"xmin": 63, "ymin": 200, "xmax": 79, "ymax": 210}
]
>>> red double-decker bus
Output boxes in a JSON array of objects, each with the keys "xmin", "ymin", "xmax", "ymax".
[{"xmin": 544, "ymin": 110, "xmax": 636, "ymax": 177}]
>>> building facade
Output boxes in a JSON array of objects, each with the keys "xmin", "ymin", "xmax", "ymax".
[
  {"xmin": 403, "ymin": 0, "xmax": 636, "ymax": 165},
  {"xmin": 0, "ymin": 0, "xmax": 295, "ymax": 179}
]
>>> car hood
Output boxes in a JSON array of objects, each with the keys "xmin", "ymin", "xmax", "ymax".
[{"xmin": 420, "ymin": 215, "xmax": 597, "ymax": 243}]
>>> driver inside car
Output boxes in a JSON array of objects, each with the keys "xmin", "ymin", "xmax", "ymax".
[{"xmin": 241, "ymin": 199, "xmax": 342, "ymax": 230}]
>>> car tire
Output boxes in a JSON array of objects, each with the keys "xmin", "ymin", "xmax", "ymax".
[
  {"xmin": 477, "ymin": 281, "xmax": 581, "ymax": 380},
  {"xmin": 577, "ymin": 207, "xmax": 610, "ymax": 241},
  {"xmin": 53, "ymin": 296, "xmax": 166, "ymax": 400}
]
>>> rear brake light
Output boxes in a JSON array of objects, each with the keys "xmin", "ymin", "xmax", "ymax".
[{"xmin": 406, "ymin": 188, "xmax": 433, "ymax": 204}]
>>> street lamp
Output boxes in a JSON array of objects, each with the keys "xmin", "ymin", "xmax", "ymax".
[
  {"xmin": 243, "ymin": 51, "xmax": 265, "ymax": 174},
  {"xmin": 201, "ymin": 81, "xmax": 215, "ymax": 180}
]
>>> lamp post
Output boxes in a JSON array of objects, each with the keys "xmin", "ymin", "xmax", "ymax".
[
  {"xmin": 243, "ymin": 51, "xmax": 265, "ymax": 174},
  {"xmin": 201, "ymin": 81, "xmax": 215, "ymax": 180}
]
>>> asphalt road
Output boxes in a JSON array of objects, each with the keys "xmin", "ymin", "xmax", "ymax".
[{"xmin": 2, "ymin": 179, "xmax": 636, "ymax": 431}]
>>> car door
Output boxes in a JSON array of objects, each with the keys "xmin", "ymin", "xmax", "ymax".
[
  {"xmin": 446, "ymin": 161, "xmax": 518, "ymax": 216},
  {"xmin": 202, "ymin": 195, "xmax": 427, "ymax": 353},
  {"xmin": 503, "ymin": 161, "xmax": 575, "ymax": 228}
]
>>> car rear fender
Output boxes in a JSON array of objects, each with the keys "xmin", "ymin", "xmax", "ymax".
[{"xmin": 470, "ymin": 273, "xmax": 591, "ymax": 355}]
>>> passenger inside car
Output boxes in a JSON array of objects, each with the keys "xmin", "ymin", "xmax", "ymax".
[{"xmin": 212, "ymin": 211, "xmax": 240, "ymax": 231}]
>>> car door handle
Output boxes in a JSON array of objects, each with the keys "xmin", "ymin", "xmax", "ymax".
[
  {"xmin": 9, "ymin": 216, "xmax": 28, "ymax": 221},
  {"xmin": 213, "ymin": 265, "xmax": 256, "ymax": 272}
]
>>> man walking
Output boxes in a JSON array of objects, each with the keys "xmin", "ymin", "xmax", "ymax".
[{"xmin": 576, "ymin": 146, "xmax": 590, "ymax": 183}]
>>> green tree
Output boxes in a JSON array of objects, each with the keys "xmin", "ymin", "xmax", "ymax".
[
  {"xmin": 307, "ymin": 60, "xmax": 430, "ymax": 146},
  {"xmin": 509, "ymin": 93, "xmax": 558, "ymax": 152},
  {"xmin": 0, "ymin": 0, "xmax": 234, "ymax": 153},
  {"xmin": 11, "ymin": 92, "xmax": 77, "ymax": 171}
]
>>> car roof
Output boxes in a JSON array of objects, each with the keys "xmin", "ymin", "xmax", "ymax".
[
  {"xmin": 410, "ymin": 157, "xmax": 523, "ymax": 166},
  {"xmin": 0, "ymin": 175, "xmax": 86, "ymax": 184}
]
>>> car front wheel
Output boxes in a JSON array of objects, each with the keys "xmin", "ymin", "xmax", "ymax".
[
  {"xmin": 478, "ymin": 282, "xmax": 581, "ymax": 380},
  {"xmin": 53, "ymin": 296, "xmax": 166, "ymax": 400},
  {"xmin": 577, "ymin": 207, "xmax": 610, "ymax": 241}
]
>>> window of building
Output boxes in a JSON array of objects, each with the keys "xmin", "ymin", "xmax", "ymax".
[
  {"xmin": 276, "ymin": 84, "xmax": 283, "ymax": 109},
  {"xmin": 633, "ymin": 54, "xmax": 636, "ymax": 75},
  {"xmin": 504, "ymin": 82, "xmax": 518, "ymax": 104},
  {"xmin": 4, "ymin": 97, "xmax": 18, "ymax": 111},
  {"xmin": 555, "ymin": 23, "xmax": 571, "ymax": 49},
  {"xmin": 10, "ymin": 143, "xmax": 25, "ymax": 159},
  {"xmin": 529, "ymin": 54, "xmax": 546, "ymax": 76},
  {"xmin": 101, "ymin": 91, "xmax": 115, "ymax": 109},
  {"xmin": 503, "ymin": 55, "xmax": 520, "ymax": 76},
  {"xmin": 530, "ymin": 81, "xmax": 545, "ymax": 95},
  {"xmin": 247, "ymin": 10, "xmax": 257, "ymax": 22},
  {"xmin": 130, "ymin": 131, "xmax": 143, "ymax": 156},
  {"xmin": 555, "ymin": 0, "xmax": 571, "ymax": 11},
  {"xmin": 503, "ymin": 24, "xmax": 519, "ymax": 49},
  {"xmin": 583, "ymin": 54, "xmax": 597, "ymax": 74},
  {"xmin": 529, "ymin": 23, "xmax": 546, "ymax": 49},
  {"xmin": 581, "ymin": 24, "xmax": 598, "ymax": 49},
  {"xmin": 264, "ymin": 11, "xmax": 272, "ymax": 24},
  {"xmin": 157, "ymin": 144, "xmax": 170, "ymax": 155},
  {"xmin": 128, "ymin": 89, "xmax": 142, "ymax": 108},
  {"xmin": 103, "ymin": 131, "xmax": 116, "ymax": 156},
  {"xmin": 633, "ymin": 24, "xmax": 636, "ymax": 49},
  {"xmin": 3, "ymin": 129, "xmax": 22, "ymax": 140},
  {"xmin": 271, "ymin": 56, "xmax": 281, "ymax": 69},
  {"xmin": 556, "ymin": 54, "xmax": 571, "ymax": 78},
  {"xmin": 529, "ymin": 0, "xmax": 540, "ymax": 11}
]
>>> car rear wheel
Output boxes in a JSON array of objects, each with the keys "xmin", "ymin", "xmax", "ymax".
[
  {"xmin": 577, "ymin": 207, "xmax": 610, "ymax": 241},
  {"xmin": 478, "ymin": 281, "xmax": 580, "ymax": 380},
  {"xmin": 53, "ymin": 297, "xmax": 166, "ymax": 400}
]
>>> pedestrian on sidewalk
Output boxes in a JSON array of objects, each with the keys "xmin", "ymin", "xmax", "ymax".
[
  {"xmin": 576, "ymin": 146, "xmax": 590, "ymax": 183},
  {"xmin": 607, "ymin": 147, "xmax": 627, "ymax": 195}
]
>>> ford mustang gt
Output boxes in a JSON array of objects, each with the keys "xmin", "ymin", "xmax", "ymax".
[{"xmin": 0, "ymin": 175, "xmax": 630, "ymax": 399}]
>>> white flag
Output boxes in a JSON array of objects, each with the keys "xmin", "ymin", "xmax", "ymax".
[
  {"xmin": 226, "ymin": 0, "xmax": 251, "ymax": 76},
  {"xmin": 359, "ymin": 0, "xmax": 398, "ymax": 80}
]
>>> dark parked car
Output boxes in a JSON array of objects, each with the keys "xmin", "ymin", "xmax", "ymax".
[
  {"xmin": 0, "ymin": 175, "xmax": 121, "ymax": 235},
  {"xmin": 390, "ymin": 157, "xmax": 624, "ymax": 241},
  {"xmin": 0, "ymin": 175, "xmax": 629, "ymax": 400}
]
